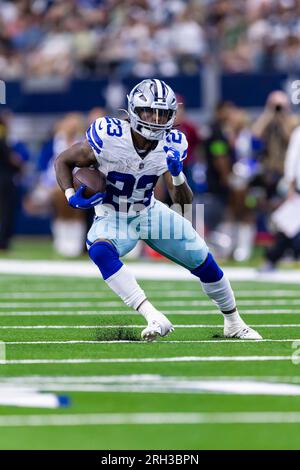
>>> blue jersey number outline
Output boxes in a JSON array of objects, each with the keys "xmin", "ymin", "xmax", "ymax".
[
  {"xmin": 105, "ymin": 172, "xmax": 158, "ymax": 209},
  {"xmin": 166, "ymin": 130, "xmax": 182, "ymax": 144},
  {"xmin": 105, "ymin": 117, "xmax": 123, "ymax": 137}
]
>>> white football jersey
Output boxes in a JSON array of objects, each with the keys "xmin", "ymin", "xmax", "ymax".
[{"xmin": 86, "ymin": 116, "xmax": 188, "ymax": 213}]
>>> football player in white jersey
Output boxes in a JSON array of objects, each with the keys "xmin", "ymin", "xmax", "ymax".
[{"xmin": 55, "ymin": 79, "xmax": 261, "ymax": 341}]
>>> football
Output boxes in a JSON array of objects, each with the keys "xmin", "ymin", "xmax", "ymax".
[{"xmin": 72, "ymin": 167, "xmax": 106, "ymax": 198}]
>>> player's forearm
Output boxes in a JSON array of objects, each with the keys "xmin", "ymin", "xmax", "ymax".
[
  {"xmin": 164, "ymin": 170, "xmax": 193, "ymax": 206},
  {"xmin": 54, "ymin": 153, "xmax": 75, "ymax": 192},
  {"xmin": 170, "ymin": 180, "xmax": 193, "ymax": 206},
  {"xmin": 54, "ymin": 142, "xmax": 97, "ymax": 192}
]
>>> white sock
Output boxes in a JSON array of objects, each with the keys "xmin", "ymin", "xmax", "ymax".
[
  {"xmin": 105, "ymin": 265, "xmax": 146, "ymax": 310},
  {"xmin": 201, "ymin": 275, "xmax": 235, "ymax": 311},
  {"xmin": 201, "ymin": 275, "xmax": 244, "ymax": 326},
  {"xmin": 223, "ymin": 311, "xmax": 247, "ymax": 331},
  {"xmin": 105, "ymin": 265, "xmax": 168, "ymax": 325}
]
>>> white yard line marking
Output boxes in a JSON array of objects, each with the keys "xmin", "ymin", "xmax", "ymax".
[
  {"xmin": 0, "ymin": 324, "xmax": 298, "ymax": 329},
  {"xmin": 2, "ymin": 339, "xmax": 299, "ymax": 345},
  {"xmin": 0, "ymin": 391, "xmax": 65, "ymax": 409},
  {"xmin": 0, "ymin": 309, "xmax": 300, "ymax": 317},
  {"xmin": 3, "ymin": 260, "xmax": 300, "ymax": 283},
  {"xmin": 2, "ymin": 411, "xmax": 300, "ymax": 426},
  {"xmin": 0, "ymin": 310, "xmax": 133, "ymax": 317},
  {"xmin": 0, "ymin": 356, "xmax": 294, "ymax": 365},
  {"xmin": 0, "ymin": 325, "xmax": 144, "ymax": 329},
  {"xmin": 0, "ymin": 285, "xmax": 299, "ymax": 293},
  {"xmin": 2, "ymin": 375, "xmax": 299, "ymax": 384},
  {"xmin": 0, "ymin": 302, "xmax": 131, "ymax": 309},
  {"xmin": 1, "ymin": 299, "xmax": 300, "ymax": 308},
  {"xmin": 1, "ymin": 379, "xmax": 300, "ymax": 396},
  {"xmin": 0, "ymin": 290, "xmax": 299, "ymax": 299},
  {"xmin": 231, "ymin": 291, "xmax": 300, "ymax": 297},
  {"xmin": 7, "ymin": 375, "xmax": 300, "ymax": 390},
  {"xmin": 0, "ymin": 293, "xmax": 113, "ymax": 299}
]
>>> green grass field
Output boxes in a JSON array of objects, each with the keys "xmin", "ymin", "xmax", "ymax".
[{"xmin": 0, "ymin": 273, "xmax": 300, "ymax": 450}]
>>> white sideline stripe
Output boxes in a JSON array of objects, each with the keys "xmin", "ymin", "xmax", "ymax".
[
  {"xmin": 1, "ymin": 290, "xmax": 300, "ymax": 299},
  {"xmin": 3, "ymin": 339, "xmax": 299, "ymax": 345},
  {"xmin": 2, "ymin": 299, "xmax": 300, "ymax": 308},
  {"xmin": 0, "ymin": 302, "xmax": 138, "ymax": 308},
  {"xmin": 1, "ymin": 379, "xmax": 300, "ymax": 396},
  {"xmin": 0, "ymin": 292, "xmax": 199, "ymax": 299},
  {"xmin": 3, "ymin": 260, "xmax": 300, "ymax": 284},
  {"xmin": 0, "ymin": 391, "xmax": 63, "ymax": 409},
  {"xmin": 2, "ymin": 411, "xmax": 300, "ymax": 427},
  {"xmin": 1, "ymin": 309, "xmax": 300, "ymax": 317},
  {"xmin": 7, "ymin": 375, "xmax": 300, "ymax": 388},
  {"xmin": 3, "ymin": 375, "xmax": 300, "ymax": 384},
  {"xmin": 1, "ymin": 285, "xmax": 300, "ymax": 293},
  {"xmin": 0, "ymin": 356, "xmax": 294, "ymax": 365},
  {"xmin": 0, "ymin": 324, "xmax": 298, "ymax": 329}
]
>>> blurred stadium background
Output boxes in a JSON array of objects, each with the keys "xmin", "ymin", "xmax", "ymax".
[
  {"xmin": 2, "ymin": 0, "xmax": 300, "ymax": 266},
  {"xmin": 2, "ymin": 0, "xmax": 300, "ymax": 451}
]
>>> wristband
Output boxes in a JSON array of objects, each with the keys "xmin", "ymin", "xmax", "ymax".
[
  {"xmin": 172, "ymin": 172, "xmax": 185, "ymax": 186},
  {"xmin": 65, "ymin": 188, "xmax": 75, "ymax": 201}
]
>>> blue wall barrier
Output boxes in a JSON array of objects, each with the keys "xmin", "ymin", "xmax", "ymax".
[
  {"xmin": 2, "ymin": 73, "xmax": 296, "ymax": 114},
  {"xmin": 4, "ymin": 75, "xmax": 202, "ymax": 113},
  {"xmin": 221, "ymin": 73, "xmax": 289, "ymax": 107}
]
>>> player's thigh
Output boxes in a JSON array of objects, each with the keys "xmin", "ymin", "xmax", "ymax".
[
  {"xmin": 145, "ymin": 200, "xmax": 209, "ymax": 270},
  {"xmin": 87, "ymin": 214, "xmax": 138, "ymax": 258}
]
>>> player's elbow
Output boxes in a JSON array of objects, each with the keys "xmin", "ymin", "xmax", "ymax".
[
  {"xmin": 54, "ymin": 154, "xmax": 60, "ymax": 173},
  {"xmin": 54, "ymin": 153, "xmax": 64, "ymax": 175},
  {"xmin": 55, "ymin": 149, "xmax": 73, "ymax": 171}
]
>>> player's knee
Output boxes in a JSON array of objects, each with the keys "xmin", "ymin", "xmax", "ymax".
[
  {"xmin": 190, "ymin": 252, "xmax": 224, "ymax": 283},
  {"xmin": 183, "ymin": 242, "xmax": 209, "ymax": 271},
  {"xmin": 89, "ymin": 241, "xmax": 123, "ymax": 280}
]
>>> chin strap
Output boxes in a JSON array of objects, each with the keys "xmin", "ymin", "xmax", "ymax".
[{"xmin": 138, "ymin": 125, "xmax": 165, "ymax": 141}]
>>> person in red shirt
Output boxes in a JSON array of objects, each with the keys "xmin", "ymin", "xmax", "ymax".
[{"xmin": 174, "ymin": 94, "xmax": 201, "ymax": 164}]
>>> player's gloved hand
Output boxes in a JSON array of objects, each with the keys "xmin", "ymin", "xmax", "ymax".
[
  {"xmin": 163, "ymin": 146, "xmax": 183, "ymax": 176},
  {"xmin": 68, "ymin": 185, "xmax": 106, "ymax": 209}
]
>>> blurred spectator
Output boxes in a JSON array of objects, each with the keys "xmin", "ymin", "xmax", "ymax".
[
  {"xmin": 87, "ymin": 107, "xmax": 106, "ymax": 126},
  {"xmin": 174, "ymin": 95, "xmax": 206, "ymax": 195},
  {"xmin": 203, "ymin": 102, "xmax": 233, "ymax": 228},
  {"xmin": 5, "ymin": 0, "xmax": 300, "ymax": 77},
  {"xmin": 175, "ymin": 96, "xmax": 202, "ymax": 163},
  {"xmin": 227, "ymin": 108, "xmax": 257, "ymax": 261},
  {"xmin": 24, "ymin": 113, "xmax": 87, "ymax": 257},
  {"xmin": 3, "ymin": 111, "xmax": 31, "ymax": 172},
  {"xmin": 196, "ymin": 101, "xmax": 234, "ymax": 258},
  {"xmin": 170, "ymin": 9, "xmax": 207, "ymax": 74},
  {"xmin": 203, "ymin": 103, "xmax": 260, "ymax": 260},
  {"xmin": 260, "ymin": 123, "xmax": 300, "ymax": 270},
  {"xmin": 252, "ymin": 91, "xmax": 299, "ymax": 203},
  {"xmin": 0, "ymin": 116, "xmax": 21, "ymax": 250}
]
